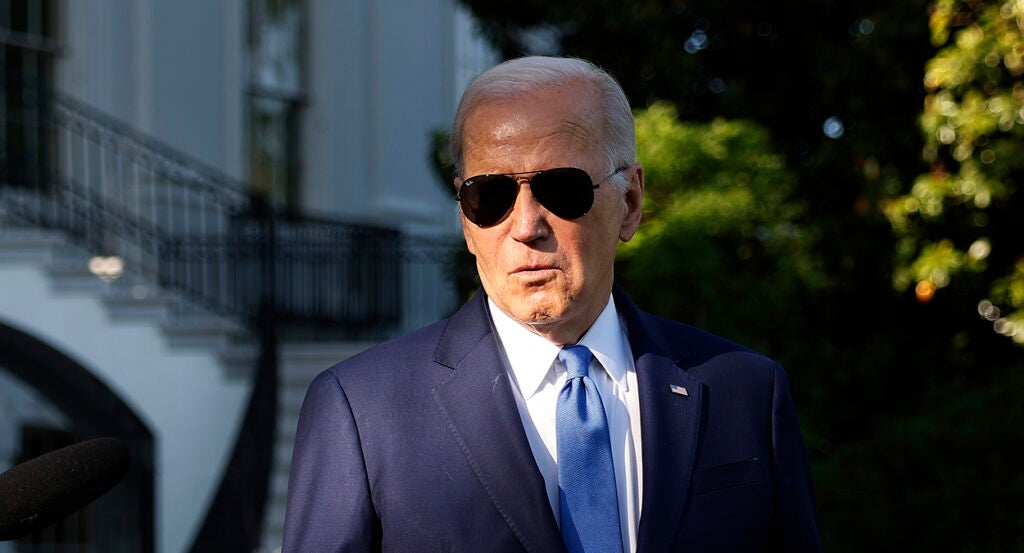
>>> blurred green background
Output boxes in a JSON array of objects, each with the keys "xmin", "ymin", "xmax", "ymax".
[{"xmin": 449, "ymin": 0, "xmax": 1024, "ymax": 550}]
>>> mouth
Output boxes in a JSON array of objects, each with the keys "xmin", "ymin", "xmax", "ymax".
[
  {"xmin": 511, "ymin": 264, "xmax": 559, "ymax": 280},
  {"xmin": 513, "ymin": 263, "xmax": 557, "ymax": 273}
]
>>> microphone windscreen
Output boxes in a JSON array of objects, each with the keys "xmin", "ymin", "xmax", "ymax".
[{"xmin": 0, "ymin": 437, "xmax": 131, "ymax": 541}]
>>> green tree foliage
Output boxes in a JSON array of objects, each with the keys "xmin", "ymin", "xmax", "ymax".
[
  {"xmin": 462, "ymin": 0, "xmax": 935, "ymax": 213},
  {"xmin": 814, "ymin": 363, "xmax": 1024, "ymax": 551},
  {"xmin": 617, "ymin": 101, "xmax": 1024, "ymax": 552},
  {"xmin": 453, "ymin": 0, "xmax": 1024, "ymax": 549},
  {"xmin": 884, "ymin": 0, "xmax": 1024, "ymax": 345},
  {"xmin": 619, "ymin": 103, "xmax": 823, "ymax": 347}
]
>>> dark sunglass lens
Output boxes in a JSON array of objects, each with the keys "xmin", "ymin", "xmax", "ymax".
[
  {"xmin": 461, "ymin": 175, "xmax": 518, "ymax": 227},
  {"xmin": 531, "ymin": 168, "xmax": 595, "ymax": 219}
]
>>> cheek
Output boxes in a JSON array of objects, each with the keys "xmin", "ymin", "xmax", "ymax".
[
  {"xmin": 562, "ymin": 236, "xmax": 595, "ymax": 280},
  {"xmin": 460, "ymin": 220, "xmax": 478, "ymax": 256},
  {"xmin": 464, "ymin": 231, "xmax": 503, "ymax": 278},
  {"xmin": 575, "ymin": 224, "xmax": 619, "ymax": 274}
]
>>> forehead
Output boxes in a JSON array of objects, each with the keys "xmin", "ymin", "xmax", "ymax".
[{"xmin": 461, "ymin": 83, "xmax": 604, "ymax": 173}]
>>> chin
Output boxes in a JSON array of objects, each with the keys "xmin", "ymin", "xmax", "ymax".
[
  {"xmin": 491, "ymin": 284, "xmax": 573, "ymax": 324},
  {"xmin": 524, "ymin": 310, "xmax": 557, "ymax": 324},
  {"xmin": 506, "ymin": 299, "xmax": 560, "ymax": 325},
  {"xmin": 521, "ymin": 291, "xmax": 567, "ymax": 314},
  {"xmin": 521, "ymin": 300, "xmax": 573, "ymax": 327}
]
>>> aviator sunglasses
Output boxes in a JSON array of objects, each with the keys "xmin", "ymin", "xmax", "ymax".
[{"xmin": 457, "ymin": 166, "xmax": 628, "ymax": 227}]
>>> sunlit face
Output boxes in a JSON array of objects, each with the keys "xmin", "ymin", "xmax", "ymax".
[{"xmin": 456, "ymin": 81, "xmax": 644, "ymax": 345}]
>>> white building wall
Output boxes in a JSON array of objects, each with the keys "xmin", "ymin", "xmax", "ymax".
[
  {"xmin": 303, "ymin": 0, "xmax": 488, "ymax": 237},
  {"xmin": 0, "ymin": 264, "xmax": 250, "ymax": 553},
  {"xmin": 54, "ymin": 0, "xmax": 131, "ymax": 119},
  {"xmin": 54, "ymin": 0, "xmax": 493, "ymax": 235},
  {"xmin": 13, "ymin": 1, "xmax": 497, "ymax": 551},
  {"xmin": 301, "ymin": 0, "xmax": 371, "ymax": 223},
  {"xmin": 55, "ymin": 0, "xmax": 245, "ymax": 179},
  {"xmin": 366, "ymin": 0, "xmax": 456, "ymax": 234}
]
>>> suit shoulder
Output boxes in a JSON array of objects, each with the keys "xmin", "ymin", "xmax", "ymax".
[
  {"xmin": 617, "ymin": 288, "xmax": 772, "ymax": 365},
  {"xmin": 322, "ymin": 318, "xmax": 450, "ymax": 383},
  {"xmin": 651, "ymin": 311, "xmax": 770, "ymax": 357},
  {"xmin": 640, "ymin": 310, "xmax": 784, "ymax": 387}
]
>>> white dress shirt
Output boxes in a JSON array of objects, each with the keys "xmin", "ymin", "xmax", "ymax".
[{"xmin": 488, "ymin": 295, "xmax": 643, "ymax": 553}]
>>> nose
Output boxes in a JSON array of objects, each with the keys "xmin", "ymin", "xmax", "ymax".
[{"xmin": 508, "ymin": 181, "xmax": 551, "ymax": 243}]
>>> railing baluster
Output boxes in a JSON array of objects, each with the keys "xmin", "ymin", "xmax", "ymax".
[{"xmin": 3, "ymin": 93, "xmax": 456, "ymax": 339}]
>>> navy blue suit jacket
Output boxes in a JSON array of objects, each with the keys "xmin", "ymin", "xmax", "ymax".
[{"xmin": 283, "ymin": 288, "xmax": 822, "ymax": 552}]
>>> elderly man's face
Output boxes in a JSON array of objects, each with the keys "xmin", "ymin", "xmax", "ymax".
[{"xmin": 457, "ymin": 81, "xmax": 644, "ymax": 344}]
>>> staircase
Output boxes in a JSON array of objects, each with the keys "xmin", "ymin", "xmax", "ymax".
[
  {"xmin": 0, "ymin": 93, "xmax": 459, "ymax": 552},
  {"xmin": 0, "ymin": 226, "xmax": 360, "ymax": 552},
  {"xmin": 258, "ymin": 340, "xmax": 377, "ymax": 551}
]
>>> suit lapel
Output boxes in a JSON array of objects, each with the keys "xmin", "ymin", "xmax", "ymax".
[
  {"xmin": 615, "ymin": 289, "xmax": 704, "ymax": 553},
  {"xmin": 634, "ymin": 353, "xmax": 702, "ymax": 552},
  {"xmin": 430, "ymin": 288, "xmax": 704, "ymax": 553},
  {"xmin": 431, "ymin": 292, "xmax": 565, "ymax": 553}
]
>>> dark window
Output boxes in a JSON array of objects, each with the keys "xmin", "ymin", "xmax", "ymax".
[{"xmin": 0, "ymin": 0, "xmax": 59, "ymax": 189}]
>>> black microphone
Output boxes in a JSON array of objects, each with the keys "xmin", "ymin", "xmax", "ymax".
[{"xmin": 0, "ymin": 437, "xmax": 131, "ymax": 541}]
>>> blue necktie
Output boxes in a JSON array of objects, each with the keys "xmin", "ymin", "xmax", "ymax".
[{"xmin": 556, "ymin": 345, "xmax": 624, "ymax": 553}]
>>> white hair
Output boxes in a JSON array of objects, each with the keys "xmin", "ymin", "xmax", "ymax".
[{"xmin": 449, "ymin": 56, "xmax": 635, "ymax": 191}]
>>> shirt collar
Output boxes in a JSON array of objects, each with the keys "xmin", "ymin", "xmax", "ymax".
[{"xmin": 488, "ymin": 294, "xmax": 631, "ymax": 400}]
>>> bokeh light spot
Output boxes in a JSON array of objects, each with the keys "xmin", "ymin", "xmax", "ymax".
[
  {"xmin": 823, "ymin": 116, "xmax": 845, "ymax": 139},
  {"xmin": 916, "ymin": 279, "xmax": 937, "ymax": 303}
]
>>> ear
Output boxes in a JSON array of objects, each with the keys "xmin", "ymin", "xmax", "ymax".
[{"xmin": 618, "ymin": 164, "xmax": 644, "ymax": 242}]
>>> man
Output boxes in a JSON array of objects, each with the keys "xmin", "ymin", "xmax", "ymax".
[{"xmin": 283, "ymin": 56, "xmax": 822, "ymax": 552}]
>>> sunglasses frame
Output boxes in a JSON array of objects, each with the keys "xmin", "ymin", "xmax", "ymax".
[{"xmin": 457, "ymin": 165, "xmax": 629, "ymax": 228}]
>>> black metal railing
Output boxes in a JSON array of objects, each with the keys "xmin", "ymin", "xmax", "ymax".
[{"xmin": 0, "ymin": 91, "xmax": 459, "ymax": 338}]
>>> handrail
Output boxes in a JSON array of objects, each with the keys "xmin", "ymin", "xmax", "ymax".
[
  {"xmin": 49, "ymin": 94, "xmax": 251, "ymax": 209},
  {"xmin": 1, "ymin": 81, "xmax": 460, "ymax": 552},
  {"xmin": 1, "ymin": 91, "xmax": 459, "ymax": 338}
]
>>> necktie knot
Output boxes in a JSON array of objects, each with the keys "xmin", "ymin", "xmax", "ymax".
[{"xmin": 559, "ymin": 345, "xmax": 592, "ymax": 380}]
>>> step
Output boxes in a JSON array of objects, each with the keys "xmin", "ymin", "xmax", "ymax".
[
  {"xmin": 102, "ymin": 287, "xmax": 175, "ymax": 323},
  {"xmin": 160, "ymin": 314, "xmax": 245, "ymax": 352},
  {"xmin": 0, "ymin": 228, "xmax": 65, "ymax": 264}
]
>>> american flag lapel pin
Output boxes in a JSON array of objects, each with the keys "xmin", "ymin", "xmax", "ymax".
[{"xmin": 670, "ymin": 384, "xmax": 689, "ymax": 397}]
